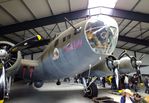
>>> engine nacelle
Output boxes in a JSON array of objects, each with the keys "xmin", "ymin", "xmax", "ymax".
[
  {"xmin": 95, "ymin": 55, "xmax": 138, "ymax": 75},
  {"xmin": 0, "ymin": 41, "xmax": 22, "ymax": 77},
  {"xmin": 105, "ymin": 56, "xmax": 137, "ymax": 74},
  {"xmin": 118, "ymin": 56, "xmax": 136, "ymax": 74},
  {"xmin": 91, "ymin": 56, "xmax": 116, "ymax": 77}
]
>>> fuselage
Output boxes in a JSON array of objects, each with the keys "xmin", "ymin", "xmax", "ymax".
[{"xmin": 33, "ymin": 15, "xmax": 119, "ymax": 81}]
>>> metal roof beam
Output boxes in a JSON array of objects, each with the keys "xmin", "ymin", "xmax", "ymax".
[
  {"xmin": 1, "ymin": 7, "xmax": 149, "ymax": 35},
  {"xmin": 117, "ymin": 47, "xmax": 149, "ymax": 55},
  {"xmin": 118, "ymin": 36, "xmax": 149, "ymax": 47}
]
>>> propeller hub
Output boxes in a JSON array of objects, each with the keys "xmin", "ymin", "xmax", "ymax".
[
  {"xmin": 136, "ymin": 61, "xmax": 142, "ymax": 66},
  {"xmin": 0, "ymin": 49, "xmax": 8, "ymax": 59},
  {"xmin": 113, "ymin": 60, "xmax": 120, "ymax": 67}
]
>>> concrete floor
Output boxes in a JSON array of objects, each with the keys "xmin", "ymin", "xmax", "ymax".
[
  {"xmin": 5, "ymin": 82, "xmax": 148, "ymax": 103},
  {"xmin": 6, "ymin": 82, "xmax": 93, "ymax": 103}
]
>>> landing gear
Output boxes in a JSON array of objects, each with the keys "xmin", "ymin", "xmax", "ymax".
[
  {"xmin": 84, "ymin": 83, "xmax": 98, "ymax": 99},
  {"xmin": 34, "ymin": 81, "xmax": 44, "ymax": 88},
  {"xmin": 56, "ymin": 79, "xmax": 61, "ymax": 85},
  {"xmin": 82, "ymin": 77, "xmax": 98, "ymax": 99}
]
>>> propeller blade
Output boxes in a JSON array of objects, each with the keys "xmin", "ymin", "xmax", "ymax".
[
  {"xmin": 132, "ymin": 52, "xmax": 144, "ymax": 83},
  {"xmin": 114, "ymin": 68, "xmax": 119, "ymax": 89},
  {"xmin": 106, "ymin": 56, "xmax": 117, "ymax": 71},
  {"xmin": 139, "ymin": 54, "xmax": 145, "ymax": 60},
  {"xmin": 136, "ymin": 69, "xmax": 143, "ymax": 83},
  {"xmin": 0, "ymin": 63, "xmax": 6, "ymax": 100},
  {"xmin": 118, "ymin": 50, "xmax": 132, "ymax": 60},
  {"xmin": 140, "ymin": 64, "xmax": 149, "ymax": 68},
  {"xmin": 134, "ymin": 51, "xmax": 137, "ymax": 58},
  {"xmin": 118, "ymin": 50, "xmax": 127, "ymax": 59},
  {"xmin": 2, "ymin": 46, "xmax": 7, "ymax": 50}
]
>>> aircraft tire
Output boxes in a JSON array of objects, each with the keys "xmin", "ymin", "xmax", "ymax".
[
  {"xmin": 84, "ymin": 83, "xmax": 98, "ymax": 99},
  {"xmin": 34, "ymin": 81, "xmax": 44, "ymax": 88},
  {"xmin": 56, "ymin": 80, "xmax": 61, "ymax": 85}
]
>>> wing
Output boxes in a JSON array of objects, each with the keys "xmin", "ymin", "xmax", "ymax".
[{"xmin": 21, "ymin": 59, "xmax": 39, "ymax": 67}]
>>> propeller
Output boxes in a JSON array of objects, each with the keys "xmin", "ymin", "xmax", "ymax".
[
  {"xmin": 106, "ymin": 55, "xmax": 119, "ymax": 89},
  {"xmin": 132, "ymin": 52, "xmax": 144, "ymax": 83},
  {"xmin": 0, "ymin": 35, "xmax": 42, "ymax": 70},
  {"xmin": 118, "ymin": 50, "xmax": 144, "ymax": 83},
  {"xmin": 107, "ymin": 50, "xmax": 130, "ymax": 89},
  {"xmin": 106, "ymin": 50, "xmax": 139, "ymax": 89},
  {"xmin": 0, "ymin": 35, "xmax": 42, "ymax": 99},
  {"xmin": 106, "ymin": 50, "xmax": 149, "ymax": 89},
  {"xmin": 0, "ymin": 61, "xmax": 5, "ymax": 100}
]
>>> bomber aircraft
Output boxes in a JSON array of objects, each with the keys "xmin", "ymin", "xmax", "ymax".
[{"xmin": 0, "ymin": 15, "xmax": 120, "ymax": 101}]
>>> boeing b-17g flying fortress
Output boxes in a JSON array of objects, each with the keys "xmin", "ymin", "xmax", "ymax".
[{"xmin": 0, "ymin": 15, "xmax": 145, "ymax": 102}]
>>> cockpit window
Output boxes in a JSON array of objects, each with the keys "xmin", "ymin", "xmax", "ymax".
[{"xmin": 85, "ymin": 17, "xmax": 118, "ymax": 55}]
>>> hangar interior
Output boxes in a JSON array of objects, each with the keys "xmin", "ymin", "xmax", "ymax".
[
  {"xmin": 0, "ymin": 0, "xmax": 148, "ymax": 73},
  {"xmin": 0, "ymin": 0, "xmax": 149, "ymax": 103}
]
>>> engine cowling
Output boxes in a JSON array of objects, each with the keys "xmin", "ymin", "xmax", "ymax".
[
  {"xmin": 105, "ymin": 56, "xmax": 138, "ymax": 74},
  {"xmin": 90, "ymin": 55, "xmax": 116, "ymax": 77},
  {"xmin": 118, "ymin": 56, "xmax": 141, "ymax": 74},
  {"xmin": 98, "ymin": 55, "xmax": 137, "ymax": 74},
  {"xmin": 0, "ymin": 41, "xmax": 22, "ymax": 77}
]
